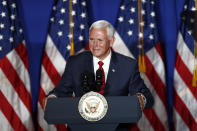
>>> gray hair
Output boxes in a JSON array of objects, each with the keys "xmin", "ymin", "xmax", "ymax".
[{"xmin": 89, "ymin": 20, "xmax": 115, "ymax": 40}]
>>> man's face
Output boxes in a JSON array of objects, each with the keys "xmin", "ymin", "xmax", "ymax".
[{"xmin": 89, "ymin": 28, "xmax": 114, "ymax": 60}]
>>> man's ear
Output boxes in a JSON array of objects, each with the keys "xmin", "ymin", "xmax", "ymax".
[{"xmin": 110, "ymin": 36, "xmax": 115, "ymax": 47}]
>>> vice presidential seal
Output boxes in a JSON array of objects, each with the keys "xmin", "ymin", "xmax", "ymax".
[{"xmin": 78, "ymin": 91, "xmax": 108, "ymax": 122}]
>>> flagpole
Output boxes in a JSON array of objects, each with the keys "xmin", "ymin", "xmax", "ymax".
[
  {"xmin": 192, "ymin": 0, "xmax": 197, "ymax": 86},
  {"xmin": 69, "ymin": 0, "xmax": 75, "ymax": 55},
  {"xmin": 138, "ymin": 0, "xmax": 146, "ymax": 73}
]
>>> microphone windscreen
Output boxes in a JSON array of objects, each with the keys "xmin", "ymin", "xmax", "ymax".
[
  {"xmin": 81, "ymin": 71, "xmax": 95, "ymax": 93},
  {"xmin": 95, "ymin": 69, "xmax": 103, "ymax": 91},
  {"xmin": 96, "ymin": 69, "xmax": 103, "ymax": 78},
  {"xmin": 81, "ymin": 71, "xmax": 89, "ymax": 92}
]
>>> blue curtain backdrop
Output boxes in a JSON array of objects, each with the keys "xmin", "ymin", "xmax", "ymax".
[{"xmin": 17, "ymin": 0, "xmax": 187, "ymax": 129}]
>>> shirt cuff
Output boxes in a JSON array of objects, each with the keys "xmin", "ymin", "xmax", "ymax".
[{"xmin": 47, "ymin": 94, "xmax": 57, "ymax": 98}]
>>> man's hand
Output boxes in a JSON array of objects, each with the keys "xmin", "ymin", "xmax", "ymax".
[
  {"xmin": 135, "ymin": 93, "xmax": 146, "ymax": 110},
  {"xmin": 43, "ymin": 95, "xmax": 57, "ymax": 111}
]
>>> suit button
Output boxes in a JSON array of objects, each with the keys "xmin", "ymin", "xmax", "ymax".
[{"xmin": 141, "ymin": 89, "xmax": 145, "ymax": 93}]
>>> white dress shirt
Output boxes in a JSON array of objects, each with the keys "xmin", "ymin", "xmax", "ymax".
[{"xmin": 93, "ymin": 51, "xmax": 112, "ymax": 82}]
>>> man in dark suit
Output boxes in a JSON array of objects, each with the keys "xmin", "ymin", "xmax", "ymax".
[{"xmin": 46, "ymin": 20, "xmax": 154, "ymax": 130}]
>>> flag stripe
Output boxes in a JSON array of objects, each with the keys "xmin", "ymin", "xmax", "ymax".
[
  {"xmin": 145, "ymin": 52, "xmax": 167, "ymax": 107},
  {"xmin": 14, "ymin": 43, "xmax": 29, "ymax": 71},
  {"xmin": 175, "ymin": 51, "xmax": 197, "ymax": 100},
  {"xmin": 174, "ymin": 90, "xmax": 197, "ymax": 130},
  {"xmin": 137, "ymin": 114, "xmax": 155, "ymax": 131},
  {"xmin": 38, "ymin": 124, "xmax": 44, "ymax": 131},
  {"xmin": 143, "ymin": 108, "xmax": 166, "ymax": 131},
  {"xmin": 0, "ymin": 91, "xmax": 27, "ymax": 131},
  {"xmin": 130, "ymin": 124, "xmax": 140, "ymax": 131},
  {"xmin": 45, "ymin": 36, "xmax": 66, "ymax": 73},
  {"xmin": 38, "ymin": 87, "xmax": 46, "ymax": 109},
  {"xmin": 55, "ymin": 125, "xmax": 68, "ymax": 131},
  {"xmin": 0, "ymin": 57, "xmax": 32, "ymax": 113},
  {"xmin": 146, "ymin": 43, "xmax": 165, "ymax": 84},
  {"xmin": 42, "ymin": 51, "xmax": 61, "ymax": 86},
  {"xmin": 7, "ymin": 45, "xmax": 32, "ymax": 95},
  {"xmin": 0, "ymin": 110, "xmax": 14, "ymax": 131},
  {"xmin": 173, "ymin": 109, "xmax": 190, "ymax": 131},
  {"xmin": 177, "ymin": 32, "xmax": 194, "ymax": 73},
  {"xmin": 37, "ymin": 103, "xmax": 58, "ymax": 131},
  {"xmin": 154, "ymin": 42, "xmax": 165, "ymax": 62},
  {"xmin": 40, "ymin": 66, "xmax": 55, "ymax": 94},
  {"xmin": 174, "ymin": 69, "xmax": 197, "ymax": 120}
]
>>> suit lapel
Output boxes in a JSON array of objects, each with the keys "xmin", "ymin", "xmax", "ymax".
[
  {"xmin": 105, "ymin": 50, "xmax": 118, "ymax": 95},
  {"xmin": 85, "ymin": 51, "xmax": 94, "ymax": 74}
]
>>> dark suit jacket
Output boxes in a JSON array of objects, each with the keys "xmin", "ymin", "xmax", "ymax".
[{"xmin": 49, "ymin": 50, "xmax": 153, "ymax": 109}]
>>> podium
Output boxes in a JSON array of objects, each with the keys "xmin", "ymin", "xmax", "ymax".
[{"xmin": 44, "ymin": 96, "xmax": 142, "ymax": 131}]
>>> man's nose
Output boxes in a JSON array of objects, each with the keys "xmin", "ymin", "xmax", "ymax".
[{"xmin": 93, "ymin": 40, "xmax": 99, "ymax": 46}]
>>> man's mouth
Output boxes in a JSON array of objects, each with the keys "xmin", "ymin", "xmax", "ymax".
[{"xmin": 93, "ymin": 48, "xmax": 100, "ymax": 51}]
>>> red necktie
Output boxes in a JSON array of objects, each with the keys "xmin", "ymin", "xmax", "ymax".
[{"xmin": 98, "ymin": 61, "xmax": 105, "ymax": 94}]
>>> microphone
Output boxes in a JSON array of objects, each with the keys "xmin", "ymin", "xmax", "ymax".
[
  {"xmin": 81, "ymin": 71, "xmax": 95, "ymax": 93},
  {"xmin": 95, "ymin": 69, "xmax": 103, "ymax": 92},
  {"xmin": 81, "ymin": 71, "xmax": 89, "ymax": 93}
]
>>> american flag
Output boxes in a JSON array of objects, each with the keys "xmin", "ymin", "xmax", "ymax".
[
  {"xmin": 113, "ymin": 0, "xmax": 168, "ymax": 130},
  {"xmin": 173, "ymin": 0, "xmax": 197, "ymax": 130},
  {"xmin": 37, "ymin": 0, "xmax": 89, "ymax": 130},
  {"xmin": 0, "ymin": 0, "xmax": 34, "ymax": 131}
]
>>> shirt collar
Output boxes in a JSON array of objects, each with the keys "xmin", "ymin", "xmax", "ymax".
[{"xmin": 93, "ymin": 50, "xmax": 112, "ymax": 65}]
